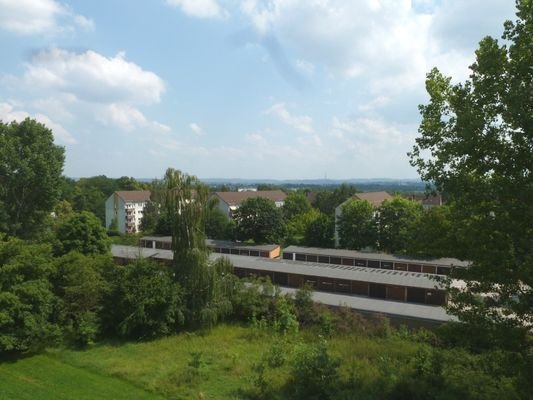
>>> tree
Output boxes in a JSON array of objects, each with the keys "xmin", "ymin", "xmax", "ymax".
[
  {"xmin": 285, "ymin": 209, "xmax": 321, "ymax": 245},
  {"xmin": 337, "ymin": 199, "xmax": 377, "ymax": 250},
  {"xmin": 0, "ymin": 118, "xmax": 65, "ymax": 238},
  {"xmin": 100, "ymin": 258, "xmax": 184, "ymax": 339},
  {"xmin": 283, "ymin": 192, "xmax": 312, "ymax": 221},
  {"xmin": 377, "ymin": 196, "xmax": 423, "ymax": 253},
  {"xmin": 409, "ymin": 0, "xmax": 533, "ymax": 350},
  {"xmin": 0, "ymin": 237, "xmax": 61, "ymax": 354},
  {"xmin": 53, "ymin": 252, "xmax": 110, "ymax": 346},
  {"xmin": 161, "ymin": 168, "xmax": 234, "ymax": 328},
  {"xmin": 55, "ymin": 211, "xmax": 110, "ymax": 256},
  {"xmin": 313, "ymin": 184, "xmax": 357, "ymax": 215},
  {"xmin": 205, "ymin": 207, "xmax": 235, "ymax": 240},
  {"xmin": 234, "ymin": 197, "xmax": 286, "ymax": 244},
  {"xmin": 406, "ymin": 205, "xmax": 455, "ymax": 258},
  {"xmin": 304, "ymin": 213, "xmax": 334, "ymax": 248}
]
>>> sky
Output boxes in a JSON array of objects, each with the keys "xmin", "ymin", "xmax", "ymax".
[{"xmin": 0, "ymin": 0, "xmax": 517, "ymax": 180}]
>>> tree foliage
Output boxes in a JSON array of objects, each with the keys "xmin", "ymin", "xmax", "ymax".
[
  {"xmin": 0, "ymin": 118, "xmax": 65, "ymax": 238},
  {"xmin": 337, "ymin": 199, "xmax": 376, "ymax": 250},
  {"xmin": 283, "ymin": 192, "xmax": 312, "ymax": 221},
  {"xmin": 234, "ymin": 197, "xmax": 286, "ymax": 244},
  {"xmin": 100, "ymin": 258, "xmax": 184, "ymax": 340},
  {"xmin": 55, "ymin": 211, "xmax": 110, "ymax": 256},
  {"xmin": 409, "ymin": 0, "xmax": 533, "ymax": 348},
  {"xmin": 313, "ymin": 184, "xmax": 357, "ymax": 215},
  {"xmin": 161, "ymin": 168, "xmax": 234, "ymax": 328},
  {"xmin": 377, "ymin": 196, "xmax": 423, "ymax": 253},
  {"xmin": 0, "ymin": 237, "xmax": 60, "ymax": 354},
  {"xmin": 304, "ymin": 212, "xmax": 334, "ymax": 248},
  {"xmin": 52, "ymin": 252, "xmax": 110, "ymax": 346}
]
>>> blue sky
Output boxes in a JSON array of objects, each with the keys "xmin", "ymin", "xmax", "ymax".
[{"xmin": 0, "ymin": 0, "xmax": 516, "ymax": 179}]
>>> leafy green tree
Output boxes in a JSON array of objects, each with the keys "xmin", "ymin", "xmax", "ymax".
[
  {"xmin": 53, "ymin": 252, "xmax": 110, "ymax": 346},
  {"xmin": 234, "ymin": 197, "xmax": 286, "ymax": 244},
  {"xmin": 0, "ymin": 118, "xmax": 65, "ymax": 238},
  {"xmin": 313, "ymin": 184, "xmax": 356, "ymax": 215},
  {"xmin": 377, "ymin": 197, "xmax": 423, "ymax": 253},
  {"xmin": 0, "ymin": 237, "xmax": 61, "ymax": 354},
  {"xmin": 337, "ymin": 199, "xmax": 377, "ymax": 250},
  {"xmin": 406, "ymin": 205, "xmax": 455, "ymax": 258},
  {"xmin": 161, "ymin": 168, "xmax": 234, "ymax": 328},
  {"xmin": 285, "ymin": 209, "xmax": 321, "ymax": 245},
  {"xmin": 139, "ymin": 200, "xmax": 159, "ymax": 233},
  {"xmin": 55, "ymin": 211, "xmax": 110, "ymax": 256},
  {"xmin": 283, "ymin": 192, "xmax": 312, "ymax": 221},
  {"xmin": 205, "ymin": 207, "xmax": 235, "ymax": 240},
  {"xmin": 100, "ymin": 258, "xmax": 184, "ymax": 339},
  {"xmin": 304, "ymin": 213, "xmax": 334, "ymax": 248},
  {"xmin": 409, "ymin": 0, "xmax": 533, "ymax": 349}
]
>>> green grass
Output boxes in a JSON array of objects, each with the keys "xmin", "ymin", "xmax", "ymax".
[
  {"xmin": 0, "ymin": 354, "xmax": 164, "ymax": 400},
  {"xmin": 0, "ymin": 324, "xmax": 427, "ymax": 400}
]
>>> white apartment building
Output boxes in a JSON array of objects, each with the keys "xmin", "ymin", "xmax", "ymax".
[{"xmin": 105, "ymin": 190, "xmax": 151, "ymax": 234}]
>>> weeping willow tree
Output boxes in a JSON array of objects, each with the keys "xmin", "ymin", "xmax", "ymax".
[{"xmin": 161, "ymin": 168, "xmax": 234, "ymax": 328}]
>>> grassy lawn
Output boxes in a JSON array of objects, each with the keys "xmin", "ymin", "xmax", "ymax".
[
  {"xmin": 0, "ymin": 324, "xmax": 425, "ymax": 400},
  {"xmin": 0, "ymin": 354, "xmax": 165, "ymax": 400}
]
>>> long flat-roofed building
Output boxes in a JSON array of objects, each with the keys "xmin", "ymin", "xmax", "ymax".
[
  {"xmin": 282, "ymin": 245, "xmax": 469, "ymax": 276},
  {"xmin": 111, "ymin": 244, "xmax": 460, "ymax": 323},
  {"xmin": 139, "ymin": 236, "xmax": 281, "ymax": 258}
]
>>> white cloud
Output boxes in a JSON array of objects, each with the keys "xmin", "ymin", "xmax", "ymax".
[
  {"xmin": 238, "ymin": 0, "xmax": 514, "ymax": 95},
  {"xmin": 24, "ymin": 48, "xmax": 165, "ymax": 105},
  {"xmin": 165, "ymin": 0, "xmax": 224, "ymax": 18},
  {"xmin": 0, "ymin": 101, "xmax": 76, "ymax": 144},
  {"xmin": 330, "ymin": 116, "xmax": 414, "ymax": 149},
  {"xmin": 100, "ymin": 103, "xmax": 149, "ymax": 131},
  {"xmin": 0, "ymin": 0, "xmax": 94, "ymax": 35},
  {"xmin": 190, "ymin": 122, "xmax": 205, "ymax": 136},
  {"xmin": 267, "ymin": 103, "xmax": 314, "ymax": 134}
]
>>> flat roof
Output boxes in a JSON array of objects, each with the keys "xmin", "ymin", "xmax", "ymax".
[
  {"xmin": 212, "ymin": 253, "xmax": 445, "ymax": 290},
  {"xmin": 206, "ymin": 239, "xmax": 280, "ymax": 252},
  {"xmin": 112, "ymin": 245, "xmax": 446, "ymax": 289},
  {"xmin": 111, "ymin": 245, "xmax": 455, "ymax": 322},
  {"xmin": 283, "ymin": 245, "xmax": 470, "ymax": 268},
  {"xmin": 140, "ymin": 236, "xmax": 279, "ymax": 252},
  {"xmin": 279, "ymin": 287, "xmax": 454, "ymax": 323},
  {"xmin": 112, "ymin": 244, "xmax": 173, "ymax": 260}
]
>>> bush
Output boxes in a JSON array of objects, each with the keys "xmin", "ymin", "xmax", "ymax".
[{"xmin": 290, "ymin": 338, "xmax": 340, "ymax": 400}]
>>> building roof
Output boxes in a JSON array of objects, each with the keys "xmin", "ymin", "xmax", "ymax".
[
  {"xmin": 110, "ymin": 244, "xmax": 460, "ymax": 322},
  {"xmin": 352, "ymin": 191, "xmax": 393, "ymax": 208},
  {"xmin": 279, "ymin": 287, "xmax": 455, "ymax": 323},
  {"xmin": 139, "ymin": 236, "xmax": 280, "ymax": 252},
  {"xmin": 115, "ymin": 190, "xmax": 151, "ymax": 202},
  {"xmin": 213, "ymin": 190, "xmax": 287, "ymax": 206},
  {"xmin": 111, "ymin": 245, "xmax": 448, "ymax": 289},
  {"xmin": 283, "ymin": 245, "xmax": 470, "ymax": 268},
  {"xmin": 215, "ymin": 253, "xmax": 446, "ymax": 290}
]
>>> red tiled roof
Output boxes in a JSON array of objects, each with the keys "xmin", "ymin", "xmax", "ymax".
[
  {"xmin": 213, "ymin": 190, "xmax": 287, "ymax": 206},
  {"xmin": 352, "ymin": 191, "xmax": 393, "ymax": 208},
  {"xmin": 115, "ymin": 190, "xmax": 151, "ymax": 202}
]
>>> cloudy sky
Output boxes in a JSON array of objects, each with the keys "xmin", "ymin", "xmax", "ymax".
[{"xmin": 0, "ymin": 0, "xmax": 516, "ymax": 179}]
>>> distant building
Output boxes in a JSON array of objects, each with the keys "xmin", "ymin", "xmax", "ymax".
[
  {"xmin": 211, "ymin": 190, "xmax": 287, "ymax": 218},
  {"xmin": 404, "ymin": 193, "xmax": 443, "ymax": 209},
  {"xmin": 105, "ymin": 190, "xmax": 151, "ymax": 234},
  {"xmin": 335, "ymin": 191, "xmax": 393, "ymax": 247}
]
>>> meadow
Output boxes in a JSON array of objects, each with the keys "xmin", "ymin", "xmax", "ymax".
[{"xmin": 0, "ymin": 323, "xmax": 427, "ymax": 400}]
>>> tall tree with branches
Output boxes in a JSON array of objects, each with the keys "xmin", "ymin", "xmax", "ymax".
[
  {"xmin": 409, "ymin": 0, "xmax": 532, "ymax": 351},
  {"xmin": 161, "ymin": 168, "xmax": 233, "ymax": 328}
]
